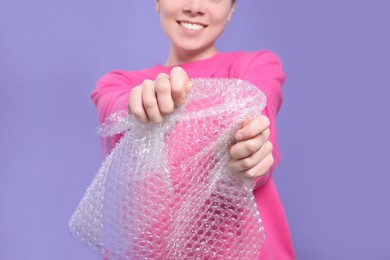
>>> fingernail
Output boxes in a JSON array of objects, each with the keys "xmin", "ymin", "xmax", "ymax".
[
  {"xmin": 186, "ymin": 80, "xmax": 192, "ymax": 92},
  {"xmin": 175, "ymin": 97, "xmax": 185, "ymax": 105}
]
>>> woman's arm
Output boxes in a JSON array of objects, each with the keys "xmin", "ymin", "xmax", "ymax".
[
  {"xmin": 229, "ymin": 51, "xmax": 285, "ymax": 187},
  {"xmin": 91, "ymin": 70, "xmax": 133, "ymax": 124}
]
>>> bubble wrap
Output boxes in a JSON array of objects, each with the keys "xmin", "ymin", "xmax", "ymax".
[{"xmin": 69, "ymin": 78, "xmax": 267, "ymax": 259}]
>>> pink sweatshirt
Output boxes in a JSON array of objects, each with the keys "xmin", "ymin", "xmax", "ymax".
[{"xmin": 92, "ymin": 50, "xmax": 295, "ymax": 259}]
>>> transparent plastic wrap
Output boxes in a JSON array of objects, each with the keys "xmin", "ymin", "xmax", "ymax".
[{"xmin": 69, "ymin": 78, "xmax": 267, "ymax": 259}]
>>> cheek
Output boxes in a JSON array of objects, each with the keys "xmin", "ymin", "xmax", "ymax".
[
  {"xmin": 159, "ymin": 5, "xmax": 177, "ymax": 21},
  {"xmin": 212, "ymin": 17, "xmax": 229, "ymax": 33},
  {"xmin": 212, "ymin": 9, "xmax": 232, "ymax": 26},
  {"xmin": 160, "ymin": 10, "xmax": 176, "ymax": 31}
]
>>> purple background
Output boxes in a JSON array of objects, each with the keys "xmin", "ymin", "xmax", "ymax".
[{"xmin": 1, "ymin": 0, "xmax": 389, "ymax": 259}]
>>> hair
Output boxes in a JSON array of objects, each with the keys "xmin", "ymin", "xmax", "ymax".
[{"xmin": 232, "ymin": 0, "xmax": 236, "ymax": 3}]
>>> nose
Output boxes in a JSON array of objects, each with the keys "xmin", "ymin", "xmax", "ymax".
[{"xmin": 183, "ymin": 0, "xmax": 206, "ymax": 16}]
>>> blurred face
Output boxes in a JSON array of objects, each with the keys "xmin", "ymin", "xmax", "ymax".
[{"xmin": 156, "ymin": 0, "xmax": 235, "ymax": 65}]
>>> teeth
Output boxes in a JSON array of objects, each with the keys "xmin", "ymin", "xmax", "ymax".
[{"xmin": 180, "ymin": 22, "xmax": 204, "ymax": 31}]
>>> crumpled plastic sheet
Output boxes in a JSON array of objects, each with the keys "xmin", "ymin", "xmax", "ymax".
[{"xmin": 69, "ymin": 78, "xmax": 267, "ymax": 259}]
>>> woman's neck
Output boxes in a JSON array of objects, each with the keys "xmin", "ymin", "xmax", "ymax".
[{"xmin": 165, "ymin": 46, "xmax": 218, "ymax": 66}]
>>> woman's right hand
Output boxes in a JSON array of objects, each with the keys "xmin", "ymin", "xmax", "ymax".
[{"xmin": 128, "ymin": 67, "xmax": 191, "ymax": 123}]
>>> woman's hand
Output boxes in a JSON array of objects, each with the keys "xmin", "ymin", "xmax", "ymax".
[
  {"xmin": 128, "ymin": 67, "xmax": 191, "ymax": 123},
  {"xmin": 229, "ymin": 115, "xmax": 274, "ymax": 180}
]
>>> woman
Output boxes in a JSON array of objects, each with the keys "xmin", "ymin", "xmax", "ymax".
[{"xmin": 92, "ymin": 0, "xmax": 294, "ymax": 258}]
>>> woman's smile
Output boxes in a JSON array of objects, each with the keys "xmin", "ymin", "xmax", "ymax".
[{"xmin": 177, "ymin": 20, "xmax": 207, "ymax": 32}]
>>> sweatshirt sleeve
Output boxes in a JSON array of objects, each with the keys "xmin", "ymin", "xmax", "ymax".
[
  {"xmin": 91, "ymin": 70, "xmax": 134, "ymax": 155},
  {"xmin": 91, "ymin": 70, "xmax": 133, "ymax": 124},
  {"xmin": 236, "ymin": 51, "xmax": 286, "ymax": 187}
]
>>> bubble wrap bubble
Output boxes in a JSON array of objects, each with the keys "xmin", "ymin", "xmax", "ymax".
[{"xmin": 69, "ymin": 78, "xmax": 267, "ymax": 259}]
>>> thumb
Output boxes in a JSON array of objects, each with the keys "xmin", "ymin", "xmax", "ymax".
[{"xmin": 170, "ymin": 66, "xmax": 188, "ymax": 105}]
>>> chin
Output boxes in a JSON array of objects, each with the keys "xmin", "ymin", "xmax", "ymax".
[{"xmin": 176, "ymin": 41, "xmax": 213, "ymax": 53}]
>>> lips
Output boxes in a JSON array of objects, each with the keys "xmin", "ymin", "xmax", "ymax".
[{"xmin": 177, "ymin": 21, "xmax": 207, "ymax": 31}]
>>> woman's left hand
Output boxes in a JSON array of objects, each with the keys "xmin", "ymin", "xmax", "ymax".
[{"xmin": 228, "ymin": 115, "xmax": 274, "ymax": 180}]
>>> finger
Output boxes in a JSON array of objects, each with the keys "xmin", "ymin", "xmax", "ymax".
[
  {"xmin": 142, "ymin": 79, "xmax": 163, "ymax": 123},
  {"xmin": 229, "ymin": 141, "xmax": 273, "ymax": 172},
  {"xmin": 185, "ymin": 80, "xmax": 192, "ymax": 94},
  {"xmin": 230, "ymin": 130, "xmax": 270, "ymax": 159},
  {"xmin": 234, "ymin": 152, "xmax": 275, "ymax": 180},
  {"xmin": 170, "ymin": 66, "xmax": 189, "ymax": 105},
  {"xmin": 230, "ymin": 137, "xmax": 263, "ymax": 160},
  {"xmin": 235, "ymin": 115, "xmax": 270, "ymax": 141},
  {"xmin": 155, "ymin": 73, "xmax": 174, "ymax": 114},
  {"xmin": 129, "ymin": 85, "xmax": 149, "ymax": 123}
]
